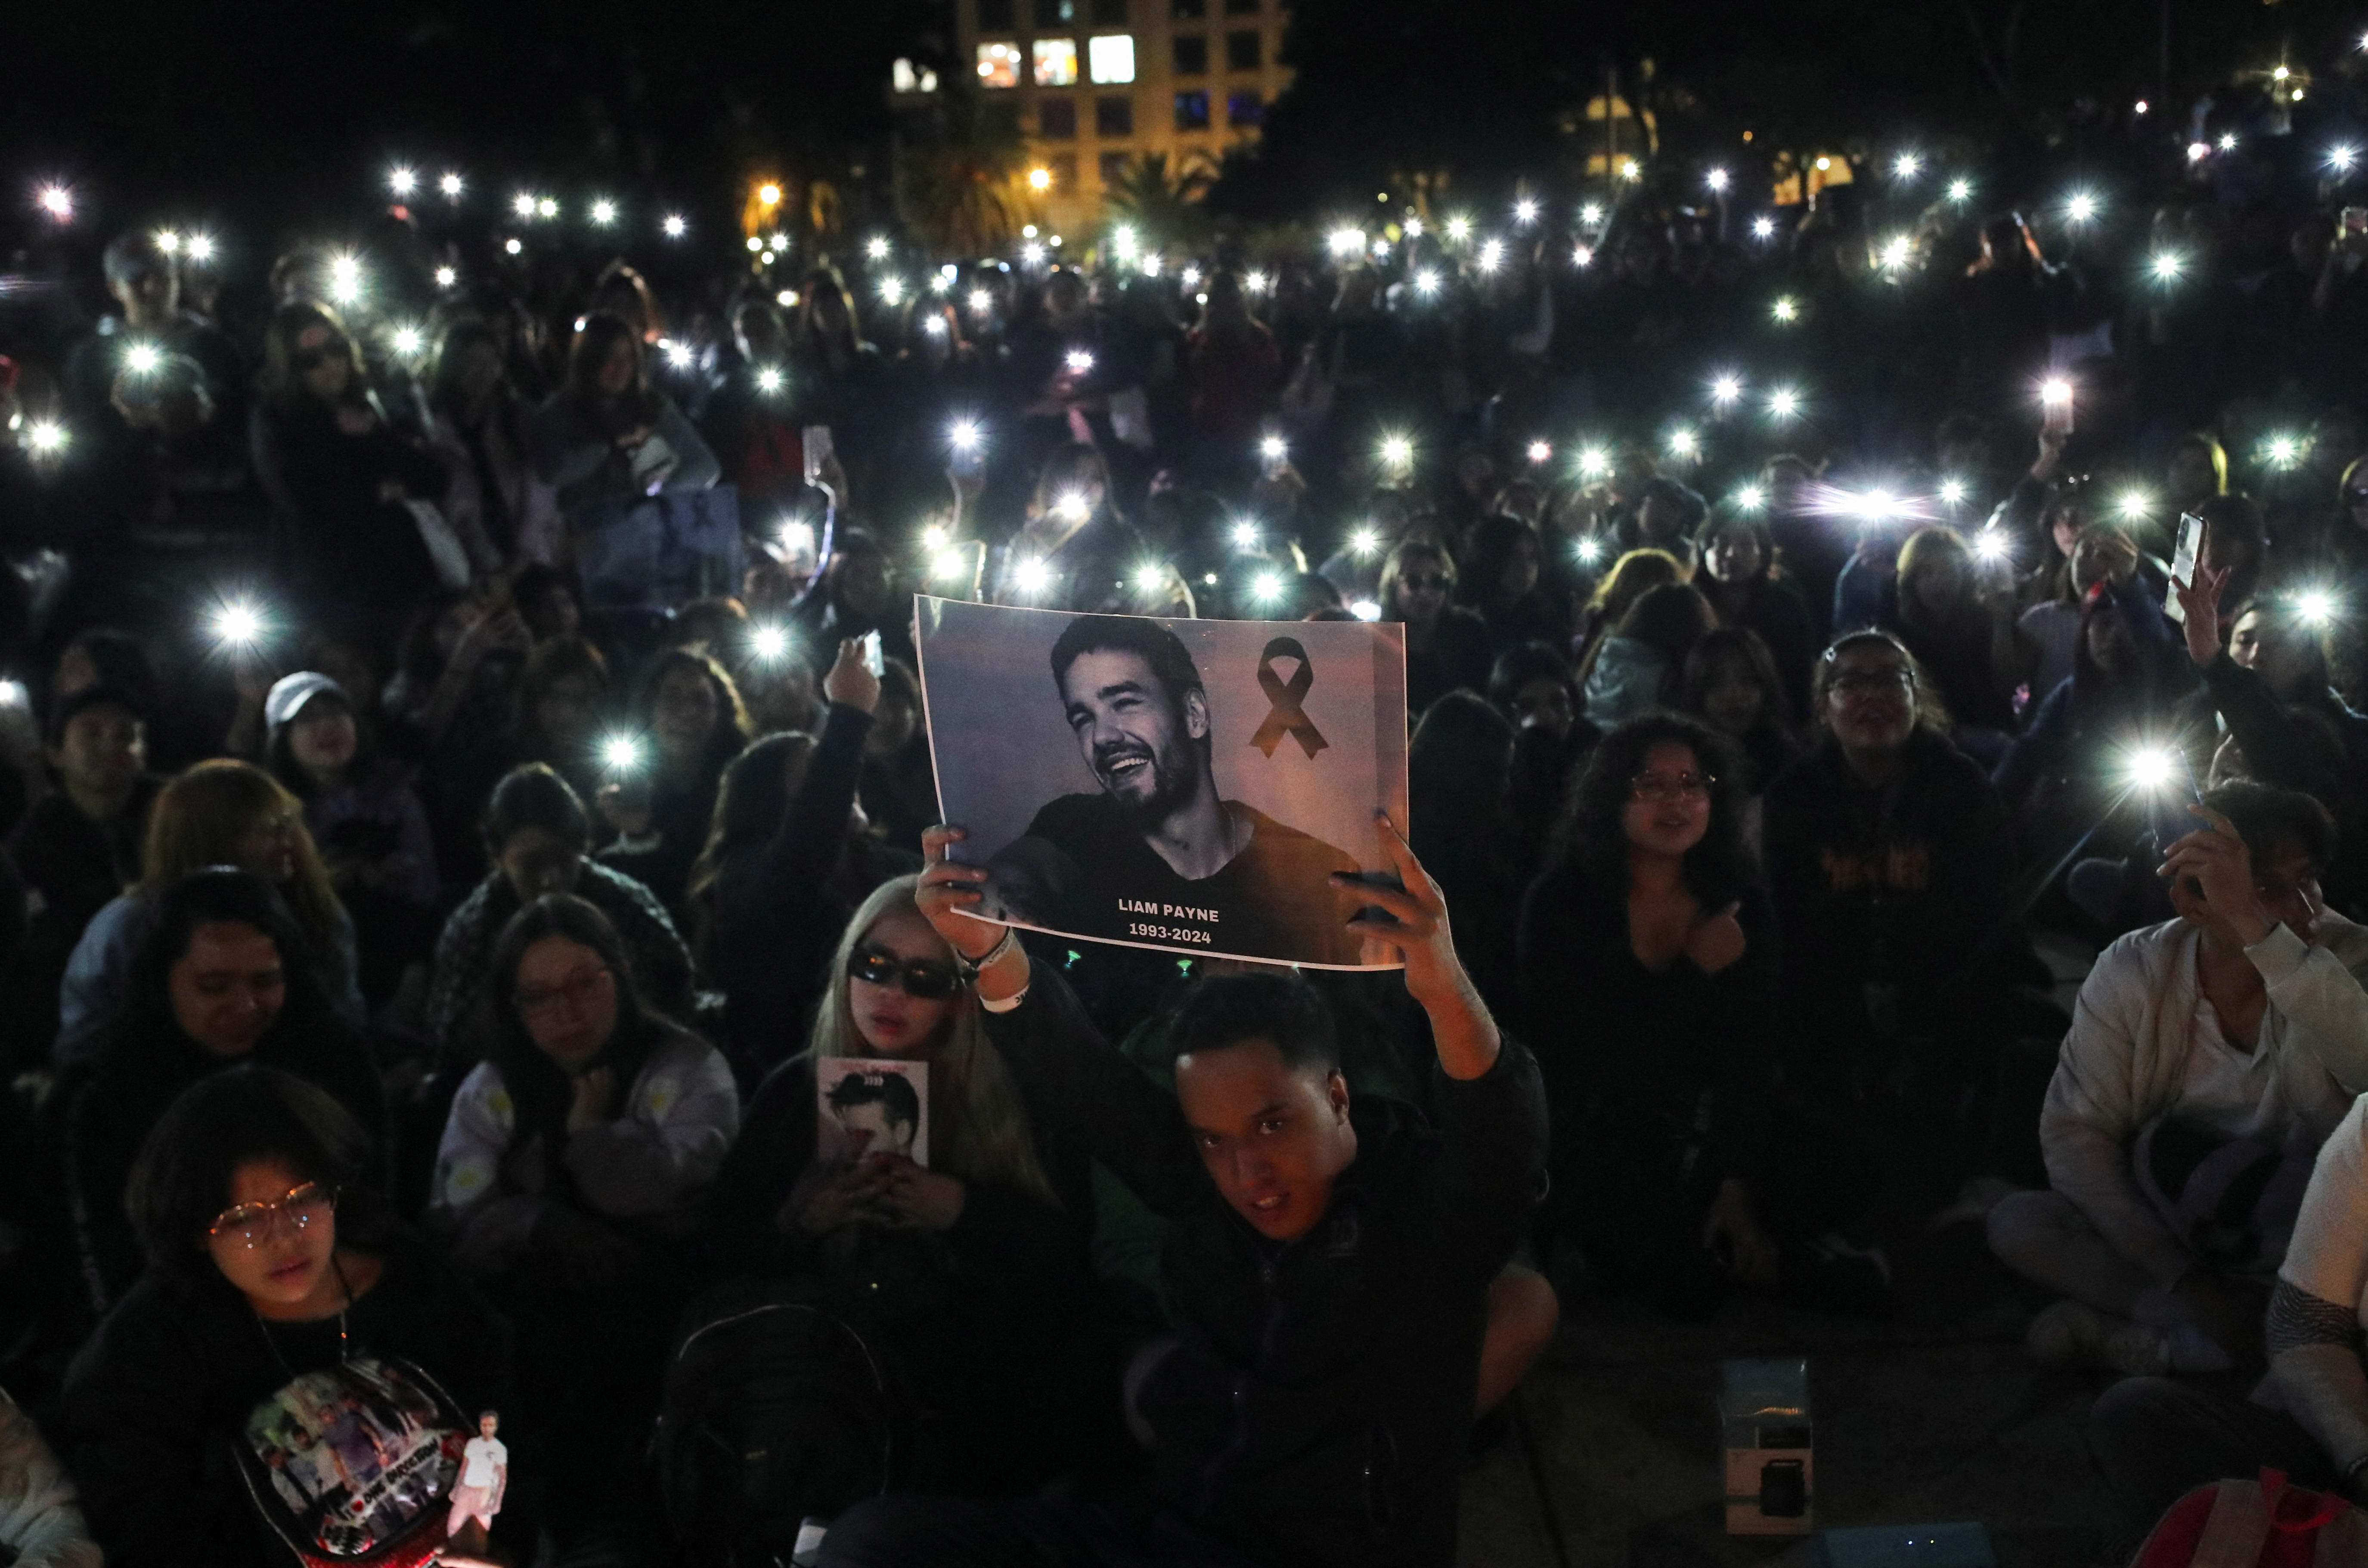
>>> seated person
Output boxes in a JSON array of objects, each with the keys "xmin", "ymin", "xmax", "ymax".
[
  {"xmin": 817, "ymin": 815, "xmax": 1551, "ymax": 1568},
  {"xmin": 0, "ymin": 1384, "xmax": 97, "ymax": 1568},
  {"xmin": 716, "ymin": 874, "xmax": 1117, "ymax": 1495},
  {"xmin": 60, "ymin": 1067, "xmax": 512, "ymax": 1568},
  {"xmin": 428, "ymin": 764, "xmax": 692, "ymax": 1050},
  {"xmin": 1520, "ymin": 715, "xmax": 1886, "ymax": 1319},
  {"xmin": 1990, "ymin": 784, "xmax": 2368, "ymax": 1373},
  {"xmin": 2090, "ymin": 1090, "xmax": 2368, "ymax": 1554},
  {"xmin": 57, "ymin": 870, "xmax": 385, "ymax": 1319}
]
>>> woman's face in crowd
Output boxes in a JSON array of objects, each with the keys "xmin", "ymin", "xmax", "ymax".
[
  {"xmin": 2084, "ymin": 607, "xmax": 2134, "ymax": 676},
  {"xmin": 289, "ymin": 698, "xmax": 357, "ymax": 781},
  {"xmin": 1622, "ymin": 740, "xmax": 1712, "ymax": 859},
  {"xmin": 1824, "ymin": 646, "xmax": 1917, "ymax": 753},
  {"xmin": 1510, "ymin": 676, "xmax": 1573, "ymax": 740},
  {"xmin": 170, "ymin": 920, "xmax": 287, "ymax": 1057},
  {"xmin": 236, "ymin": 806, "xmax": 303, "ymax": 886},
  {"xmin": 1393, "ymin": 558, "xmax": 1449, "ymax": 624},
  {"xmin": 1703, "ymin": 527, "xmax": 1763, "ymax": 586},
  {"xmin": 514, "ymin": 934, "xmax": 617, "ymax": 1071},
  {"xmin": 497, "ymin": 826, "xmax": 583, "ymax": 902},
  {"xmin": 535, "ymin": 675, "xmax": 601, "ymax": 749},
  {"xmin": 296, "ymin": 325, "xmax": 349, "ymax": 404},
  {"xmin": 2049, "ymin": 508, "xmax": 2086, "ymax": 564},
  {"xmin": 653, "ymin": 665, "xmax": 721, "ymax": 760},
  {"xmin": 2230, "ymin": 609, "xmax": 2318, "ymax": 695},
  {"xmin": 847, "ymin": 904, "xmax": 958, "ymax": 1057},
  {"xmin": 207, "ymin": 1156, "xmax": 336, "ymax": 1314},
  {"xmin": 1700, "ymin": 652, "xmax": 1765, "ymax": 736},
  {"xmin": 1499, "ymin": 537, "xmax": 1541, "ymax": 601},
  {"xmin": 1902, "ymin": 550, "xmax": 1969, "ymax": 617},
  {"xmin": 596, "ymin": 336, "xmax": 636, "ymax": 398},
  {"xmin": 1638, "ymin": 493, "xmax": 1684, "ymax": 542}
]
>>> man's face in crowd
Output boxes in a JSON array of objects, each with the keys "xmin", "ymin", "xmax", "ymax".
[
  {"xmin": 1059, "ymin": 648, "xmax": 1208, "ymax": 823},
  {"xmin": 498, "ymin": 826, "xmax": 583, "ymax": 902},
  {"xmin": 1175, "ymin": 1037, "xmax": 1356, "ymax": 1243},
  {"xmin": 2172, "ymin": 833, "xmax": 2325, "ymax": 948},
  {"xmin": 1704, "ymin": 526, "xmax": 1763, "ymax": 586},
  {"xmin": 52, "ymin": 703, "xmax": 144, "ymax": 804}
]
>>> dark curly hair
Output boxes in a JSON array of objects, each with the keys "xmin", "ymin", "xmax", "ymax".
[{"xmin": 1550, "ymin": 712, "xmax": 1757, "ymax": 903}]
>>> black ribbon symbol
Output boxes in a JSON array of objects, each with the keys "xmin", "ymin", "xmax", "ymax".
[{"xmin": 1248, "ymin": 637, "xmax": 1329, "ymax": 759}]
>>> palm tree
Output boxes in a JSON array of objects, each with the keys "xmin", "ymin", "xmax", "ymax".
[
  {"xmin": 1101, "ymin": 152, "xmax": 1216, "ymax": 248},
  {"xmin": 896, "ymin": 93, "xmax": 1031, "ymax": 257}
]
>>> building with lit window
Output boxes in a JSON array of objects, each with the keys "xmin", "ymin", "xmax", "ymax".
[{"xmin": 917, "ymin": 0, "xmax": 1293, "ymax": 232}]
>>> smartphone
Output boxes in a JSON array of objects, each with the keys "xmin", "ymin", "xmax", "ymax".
[
  {"xmin": 629, "ymin": 433, "xmax": 677, "ymax": 491},
  {"xmin": 2040, "ymin": 388, "xmax": 2074, "ymax": 437},
  {"xmin": 801, "ymin": 426, "xmax": 834, "ymax": 486},
  {"xmin": 2165, "ymin": 511, "xmax": 2203, "ymax": 626},
  {"xmin": 859, "ymin": 630, "xmax": 884, "ymax": 678},
  {"xmin": 776, "ymin": 520, "xmax": 819, "ymax": 577},
  {"xmin": 2346, "ymin": 207, "xmax": 2368, "ymax": 236}
]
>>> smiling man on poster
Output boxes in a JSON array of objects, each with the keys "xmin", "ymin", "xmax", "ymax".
[{"xmin": 987, "ymin": 614, "xmax": 1367, "ymax": 965}]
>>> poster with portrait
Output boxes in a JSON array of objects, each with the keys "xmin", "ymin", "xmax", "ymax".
[
  {"xmin": 815, "ymin": 1058, "xmax": 930, "ymax": 1168},
  {"xmin": 915, "ymin": 597, "xmax": 1410, "ymax": 970}
]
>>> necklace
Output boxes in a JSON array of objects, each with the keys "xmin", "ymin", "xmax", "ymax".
[{"xmin": 252, "ymin": 1254, "xmax": 354, "ymax": 1376}]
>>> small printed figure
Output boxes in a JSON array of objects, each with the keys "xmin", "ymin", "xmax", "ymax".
[{"xmin": 444, "ymin": 1411, "xmax": 506, "ymax": 1552}]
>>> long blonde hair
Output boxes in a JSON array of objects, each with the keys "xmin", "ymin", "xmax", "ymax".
[{"xmin": 807, "ymin": 876, "xmax": 1055, "ymax": 1204}]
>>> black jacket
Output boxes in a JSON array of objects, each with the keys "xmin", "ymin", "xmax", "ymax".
[
  {"xmin": 991, "ymin": 961, "xmax": 1547, "ymax": 1568},
  {"xmin": 61, "ymin": 1231, "xmax": 511, "ymax": 1568}
]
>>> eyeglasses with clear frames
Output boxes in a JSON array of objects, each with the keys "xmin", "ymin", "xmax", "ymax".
[
  {"xmin": 209, "ymin": 1182, "xmax": 338, "ymax": 1249},
  {"xmin": 1630, "ymin": 770, "xmax": 1717, "ymax": 803}
]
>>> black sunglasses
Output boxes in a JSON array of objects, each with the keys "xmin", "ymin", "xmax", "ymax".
[{"xmin": 847, "ymin": 948, "xmax": 962, "ymax": 1000}]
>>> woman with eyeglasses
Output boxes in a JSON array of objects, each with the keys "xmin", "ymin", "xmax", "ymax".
[
  {"xmin": 62, "ymin": 1066, "xmax": 510, "ymax": 1568},
  {"xmin": 55, "ymin": 868, "xmax": 385, "ymax": 1321},
  {"xmin": 715, "ymin": 873, "xmax": 1115, "ymax": 1494},
  {"xmin": 1517, "ymin": 716, "xmax": 1886, "ymax": 1316},
  {"xmin": 1379, "ymin": 540, "xmax": 1491, "ymax": 718},
  {"xmin": 253, "ymin": 300, "xmax": 455, "ymax": 647},
  {"xmin": 56, "ymin": 760, "xmax": 362, "ymax": 1071}
]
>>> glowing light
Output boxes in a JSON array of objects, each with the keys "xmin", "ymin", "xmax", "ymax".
[
  {"xmin": 2296, "ymin": 589, "xmax": 2337, "ymax": 627},
  {"xmin": 1260, "ymin": 434, "xmax": 1288, "ymax": 463},
  {"xmin": 931, "ymin": 549, "xmax": 969, "ymax": 583},
  {"xmin": 1618, "ymin": 158, "xmax": 1641, "ymax": 181},
  {"xmin": 590, "ymin": 199, "xmax": 617, "ymax": 226},
  {"xmin": 1733, "ymin": 485, "xmax": 1766, "ymax": 512},
  {"xmin": 1028, "ymin": 167, "xmax": 1053, "ymax": 192},
  {"xmin": 2151, "ymin": 251, "xmax": 2185, "ymax": 281},
  {"xmin": 1329, "ymin": 226, "xmax": 1364, "ymax": 257},
  {"xmin": 2188, "ymin": 142, "xmax": 2211, "ymax": 163},
  {"xmin": 751, "ymin": 626, "xmax": 789, "ymax": 662},
  {"xmin": 2040, "ymin": 378, "xmax": 2073, "ymax": 412},
  {"xmin": 865, "ymin": 236, "xmax": 890, "ymax": 260},
  {"xmin": 758, "ymin": 183, "xmax": 782, "ymax": 207},
  {"xmin": 186, "ymin": 234, "xmax": 214, "ymax": 263},
  {"xmin": 1446, "ymin": 216, "xmax": 1472, "ymax": 241},
  {"xmin": 1751, "ymin": 215, "xmax": 1776, "ymax": 241},
  {"xmin": 1581, "ymin": 203, "xmax": 1603, "ymax": 225},
  {"xmin": 1816, "ymin": 157, "xmax": 1831, "ymax": 171},
  {"xmin": 1252, "ymin": 572, "xmax": 1283, "ymax": 604},
  {"xmin": 390, "ymin": 325, "xmax": 425, "ymax": 359},
  {"xmin": 746, "ymin": 237, "xmax": 763, "ymax": 253},
  {"xmin": 1578, "ymin": 448, "xmax": 1609, "ymax": 478},
  {"xmin": 1974, "ymin": 529, "xmax": 2011, "ymax": 563},
  {"xmin": 1065, "ymin": 349, "xmax": 1094, "ymax": 373},
  {"xmin": 755, "ymin": 366, "xmax": 784, "ymax": 394},
  {"xmin": 327, "ymin": 253, "xmax": 363, "ymax": 306},
  {"xmin": 1112, "ymin": 226, "xmax": 1138, "ymax": 259},
  {"xmin": 1135, "ymin": 564, "xmax": 1167, "ymax": 595},
  {"xmin": 537, "ymin": 197, "xmax": 558, "ymax": 219},
  {"xmin": 662, "ymin": 214, "xmax": 687, "ymax": 238},
  {"xmin": 1513, "ymin": 198, "xmax": 1539, "ymax": 224},
  {"xmin": 1768, "ymin": 387, "xmax": 1801, "ymax": 419},
  {"xmin": 212, "ymin": 601, "xmax": 264, "ymax": 648},
  {"xmin": 1477, "ymin": 239, "xmax": 1503, "ymax": 273},
  {"xmin": 1668, "ymin": 428, "xmax": 1698, "ymax": 459},
  {"xmin": 1574, "ymin": 537, "xmax": 1605, "ymax": 564},
  {"xmin": 513, "ymin": 193, "xmax": 536, "ymax": 218},
  {"xmin": 1880, "ymin": 234, "xmax": 1912, "ymax": 270},
  {"xmin": 2273, "ymin": 65, "xmax": 2291, "ymax": 83},
  {"xmin": 1403, "ymin": 217, "xmax": 1424, "ymax": 238},
  {"xmin": 387, "ymin": 167, "xmax": 415, "ymax": 196},
  {"xmin": 1351, "ymin": 600, "xmax": 1381, "ymax": 621},
  {"xmin": 923, "ymin": 315, "xmax": 947, "ymax": 338},
  {"xmin": 2331, "ymin": 146, "xmax": 2360, "ymax": 174},
  {"xmin": 25, "ymin": 420, "xmax": 67, "ymax": 456},
  {"xmin": 2219, "ymin": 133, "xmax": 2238, "ymax": 152},
  {"xmin": 1771, "ymin": 295, "xmax": 1798, "ymax": 323},
  {"xmin": 601, "ymin": 734, "xmax": 644, "ymax": 772},
  {"xmin": 440, "ymin": 172, "xmax": 464, "ymax": 197},
  {"xmin": 37, "ymin": 185, "xmax": 73, "ymax": 221},
  {"xmin": 1138, "ymin": 254, "xmax": 1162, "ymax": 277},
  {"xmin": 123, "ymin": 343, "xmax": 161, "ymax": 376},
  {"xmin": 1245, "ymin": 270, "xmax": 1271, "ymax": 295},
  {"xmin": 1940, "ymin": 477, "xmax": 1968, "ymax": 507},
  {"xmin": 950, "ymin": 420, "xmax": 983, "ymax": 452},
  {"xmin": 1893, "ymin": 152, "xmax": 1922, "ymax": 179},
  {"xmin": 878, "ymin": 277, "xmax": 905, "ymax": 305},
  {"xmin": 1414, "ymin": 269, "xmax": 1441, "ymax": 295},
  {"xmin": 2268, "ymin": 434, "xmax": 2302, "ymax": 466},
  {"xmin": 1013, "ymin": 558, "xmax": 1050, "ymax": 595},
  {"xmin": 1527, "ymin": 440, "xmax": 1552, "ymax": 464},
  {"xmin": 2124, "ymin": 746, "xmax": 2177, "ymax": 792},
  {"xmin": 1350, "ymin": 528, "xmax": 1379, "ymax": 556},
  {"xmin": 968, "ymin": 289, "xmax": 992, "ymax": 313},
  {"xmin": 1573, "ymin": 246, "xmax": 1593, "ymax": 267},
  {"xmin": 2118, "ymin": 490, "xmax": 2151, "ymax": 521},
  {"xmin": 759, "ymin": 252, "xmax": 776, "ymax": 268},
  {"xmin": 1947, "ymin": 177, "xmax": 1973, "ymax": 202},
  {"xmin": 1232, "ymin": 521, "xmax": 1259, "ymax": 548},
  {"xmin": 505, "ymin": 238, "xmax": 524, "ymax": 256},
  {"xmin": 1711, "ymin": 374, "xmax": 1742, "ymax": 406},
  {"xmin": 2065, "ymin": 192, "xmax": 2098, "ymax": 223},
  {"xmin": 1378, "ymin": 434, "xmax": 1414, "ymax": 470},
  {"xmin": 1023, "ymin": 243, "xmax": 1045, "ymax": 265},
  {"xmin": 661, "ymin": 340, "xmax": 693, "ymax": 369},
  {"xmin": 1705, "ymin": 168, "xmax": 1730, "ymax": 192},
  {"xmin": 153, "ymin": 230, "xmax": 180, "ymax": 255},
  {"xmin": 1054, "ymin": 490, "xmax": 1091, "ymax": 522}
]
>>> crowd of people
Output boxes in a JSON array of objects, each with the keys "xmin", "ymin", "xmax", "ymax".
[{"xmin": 0, "ymin": 73, "xmax": 2367, "ymax": 1567}]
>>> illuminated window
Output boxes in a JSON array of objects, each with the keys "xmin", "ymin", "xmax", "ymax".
[
  {"xmin": 976, "ymin": 42, "xmax": 1023, "ymax": 88},
  {"xmin": 1033, "ymin": 0, "xmax": 1076, "ymax": 21},
  {"xmin": 1175, "ymin": 90, "xmax": 1210, "ymax": 131},
  {"xmin": 1096, "ymin": 95, "xmax": 1134, "ymax": 135},
  {"xmin": 977, "ymin": 0, "xmax": 1015, "ymax": 24},
  {"xmin": 1226, "ymin": 91, "xmax": 1263, "ymax": 126},
  {"xmin": 1100, "ymin": 152, "xmax": 1131, "ymax": 186},
  {"xmin": 1225, "ymin": 30, "xmax": 1260, "ymax": 70},
  {"xmin": 1039, "ymin": 97, "xmax": 1077, "ymax": 137},
  {"xmin": 1088, "ymin": 34, "xmax": 1136, "ymax": 83},
  {"xmin": 1173, "ymin": 34, "xmax": 1206, "ymax": 73},
  {"xmin": 1091, "ymin": 0, "xmax": 1129, "ymax": 19},
  {"xmin": 891, "ymin": 59, "xmax": 939, "ymax": 93},
  {"xmin": 1033, "ymin": 38, "xmax": 1079, "ymax": 86}
]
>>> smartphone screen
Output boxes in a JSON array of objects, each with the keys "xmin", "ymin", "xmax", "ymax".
[
  {"xmin": 2165, "ymin": 511, "xmax": 2203, "ymax": 626},
  {"xmin": 801, "ymin": 426, "xmax": 834, "ymax": 485},
  {"xmin": 859, "ymin": 630, "xmax": 884, "ymax": 678}
]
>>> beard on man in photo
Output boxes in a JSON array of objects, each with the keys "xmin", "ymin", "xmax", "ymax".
[{"xmin": 986, "ymin": 614, "xmax": 1365, "ymax": 964}]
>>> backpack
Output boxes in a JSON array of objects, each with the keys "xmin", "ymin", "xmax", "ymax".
[
  {"xmin": 2130, "ymin": 1469, "xmax": 2368, "ymax": 1568},
  {"xmin": 232, "ymin": 1356, "xmax": 470, "ymax": 1568},
  {"xmin": 653, "ymin": 1280, "xmax": 911, "ymax": 1568}
]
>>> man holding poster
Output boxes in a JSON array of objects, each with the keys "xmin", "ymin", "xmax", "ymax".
[{"xmin": 917, "ymin": 599, "xmax": 1408, "ymax": 970}]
